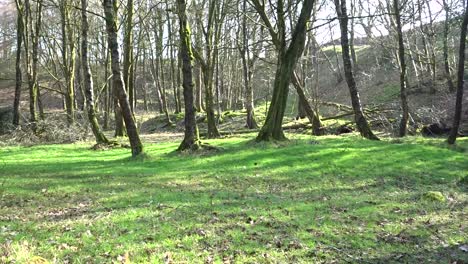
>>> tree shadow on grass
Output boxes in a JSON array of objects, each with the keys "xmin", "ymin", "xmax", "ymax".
[{"xmin": 0, "ymin": 136, "xmax": 467, "ymax": 262}]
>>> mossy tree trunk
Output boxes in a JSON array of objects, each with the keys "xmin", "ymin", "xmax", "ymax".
[
  {"xmin": 81, "ymin": 0, "xmax": 109, "ymax": 145},
  {"xmin": 177, "ymin": 0, "xmax": 202, "ymax": 151},
  {"xmin": 24, "ymin": 0, "xmax": 43, "ymax": 131},
  {"xmin": 59, "ymin": 0, "xmax": 76, "ymax": 126},
  {"xmin": 334, "ymin": 0, "xmax": 379, "ymax": 140},
  {"xmin": 192, "ymin": 0, "xmax": 223, "ymax": 139},
  {"xmin": 253, "ymin": 0, "xmax": 315, "ymax": 141},
  {"xmin": 251, "ymin": 0, "xmax": 322, "ymax": 138},
  {"xmin": 448, "ymin": 0, "xmax": 468, "ymax": 145},
  {"xmin": 103, "ymin": 0, "xmax": 143, "ymax": 157}
]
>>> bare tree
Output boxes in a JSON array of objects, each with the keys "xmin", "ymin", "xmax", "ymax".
[
  {"xmin": 103, "ymin": 0, "xmax": 143, "ymax": 156},
  {"xmin": 334, "ymin": 0, "xmax": 379, "ymax": 140},
  {"xmin": 448, "ymin": 0, "xmax": 468, "ymax": 145}
]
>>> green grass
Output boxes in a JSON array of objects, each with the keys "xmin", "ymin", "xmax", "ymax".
[{"xmin": 0, "ymin": 134, "xmax": 467, "ymax": 263}]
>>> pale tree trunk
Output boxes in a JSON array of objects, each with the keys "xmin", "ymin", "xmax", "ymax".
[
  {"xmin": 81, "ymin": 0, "xmax": 109, "ymax": 144},
  {"xmin": 123, "ymin": 0, "xmax": 135, "ymax": 113},
  {"xmin": 167, "ymin": 11, "xmax": 181, "ymax": 114},
  {"xmin": 194, "ymin": 64, "xmax": 203, "ymax": 111},
  {"xmin": 60, "ymin": 0, "xmax": 76, "ymax": 126},
  {"xmin": 156, "ymin": 13, "xmax": 172, "ymax": 124},
  {"xmin": 103, "ymin": 0, "xmax": 143, "ymax": 156},
  {"xmin": 240, "ymin": 0, "xmax": 258, "ymax": 129}
]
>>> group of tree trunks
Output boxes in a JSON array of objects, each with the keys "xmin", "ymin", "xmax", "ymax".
[{"xmin": 11, "ymin": 0, "xmax": 468, "ymax": 157}]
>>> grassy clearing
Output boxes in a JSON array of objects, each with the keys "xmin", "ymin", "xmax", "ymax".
[{"xmin": 0, "ymin": 134, "xmax": 467, "ymax": 263}]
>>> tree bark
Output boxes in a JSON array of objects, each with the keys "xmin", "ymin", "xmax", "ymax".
[
  {"xmin": 256, "ymin": 0, "xmax": 315, "ymax": 141},
  {"xmin": 394, "ymin": 0, "xmax": 409, "ymax": 137},
  {"xmin": 81, "ymin": 0, "xmax": 109, "ymax": 144},
  {"xmin": 334, "ymin": 0, "xmax": 379, "ymax": 140},
  {"xmin": 123, "ymin": 0, "xmax": 135, "ymax": 113},
  {"xmin": 103, "ymin": 0, "xmax": 143, "ymax": 156},
  {"xmin": 177, "ymin": 0, "xmax": 202, "ymax": 151},
  {"xmin": 13, "ymin": 0, "xmax": 24, "ymax": 127},
  {"xmin": 25, "ymin": 0, "xmax": 43, "ymax": 131},
  {"xmin": 443, "ymin": 0, "xmax": 456, "ymax": 92},
  {"xmin": 60, "ymin": 0, "xmax": 76, "ymax": 126},
  {"xmin": 251, "ymin": 0, "xmax": 322, "ymax": 137},
  {"xmin": 448, "ymin": 0, "xmax": 468, "ymax": 145},
  {"xmin": 241, "ymin": 0, "xmax": 258, "ymax": 129}
]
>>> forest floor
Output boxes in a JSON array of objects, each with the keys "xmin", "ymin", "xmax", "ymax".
[{"xmin": 0, "ymin": 133, "xmax": 467, "ymax": 263}]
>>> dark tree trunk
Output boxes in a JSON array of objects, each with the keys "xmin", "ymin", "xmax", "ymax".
[
  {"xmin": 103, "ymin": 0, "xmax": 143, "ymax": 156},
  {"xmin": 13, "ymin": 0, "xmax": 24, "ymax": 127},
  {"xmin": 448, "ymin": 0, "xmax": 468, "ymax": 145},
  {"xmin": 334, "ymin": 0, "xmax": 379, "ymax": 140},
  {"xmin": 256, "ymin": 0, "xmax": 315, "ymax": 141},
  {"xmin": 177, "ymin": 0, "xmax": 201, "ymax": 151},
  {"xmin": 394, "ymin": 0, "xmax": 409, "ymax": 137}
]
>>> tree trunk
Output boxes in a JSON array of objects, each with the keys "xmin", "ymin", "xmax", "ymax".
[
  {"xmin": 60, "ymin": 0, "xmax": 76, "ymax": 126},
  {"xmin": 256, "ymin": 0, "xmax": 315, "ymax": 141},
  {"xmin": 177, "ymin": 0, "xmax": 201, "ymax": 151},
  {"xmin": 103, "ymin": 0, "xmax": 143, "ymax": 156},
  {"xmin": 123, "ymin": 0, "xmax": 134, "ymax": 113},
  {"xmin": 448, "ymin": 0, "xmax": 468, "ymax": 145},
  {"xmin": 443, "ymin": 0, "xmax": 456, "ymax": 92},
  {"xmin": 167, "ymin": 11, "xmax": 181, "ymax": 114},
  {"xmin": 241, "ymin": 0, "xmax": 258, "ymax": 129},
  {"xmin": 13, "ymin": 0, "xmax": 24, "ymax": 127},
  {"xmin": 195, "ymin": 64, "xmax": 203, "ymax": 111},
  {"xmin": 394, "ymin": 0, "xmax": 409, "ymax": 137},
  {"xmin": 334, "ymin": 0, "xmax": 379, "ymax": 140},
  {"xmin": 81, "ymin": 0, "xmax": 109, "ymax": 144}
]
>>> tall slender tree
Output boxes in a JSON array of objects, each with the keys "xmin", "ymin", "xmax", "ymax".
[
  {"xmin": 103, "ymin": 0, "xmax": 143, "ymax": 156},
  {"xmin": 334, "ymin": 0, "xmax": 379, "ymax": 140},
  {"xmin": 24, "ymin": 0, "xmax": 43, "ymax": 131},
  {"xmin": 240, "ymin": 0, "xmax": 258, "ymax": 129},
  {"xmin": 448, "ymin": 0, "xmax": 468, "ymax": 145},
  {"xmin": 123, "ymin": 0, "xmax": 135, "ymax": 112},
  {"xmin": 13, "ymin": 0, "xmax": 24, "ymax": 127},
  {"xmin": 81, "ymin": 0, "xmax": 109, "ymax": 145},
  {"xmin": 177, "ymin": 0, "xmax": 202, "ymax": 151},
  {"xmin": 59, "ymin": 0, "xmax": 77, "ymax": 126},
  {"xmin": 393, "ymin": 0, "xmax": 409, "ymax": 137},
  {"xmin": 442, "ymin": 0, "xmax": 455, "ymax": 92}
]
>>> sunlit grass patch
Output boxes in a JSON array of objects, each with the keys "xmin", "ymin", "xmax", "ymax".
[{"xmin": 0, "ymin": 135, "xmax": 467, "ymax": 263}]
